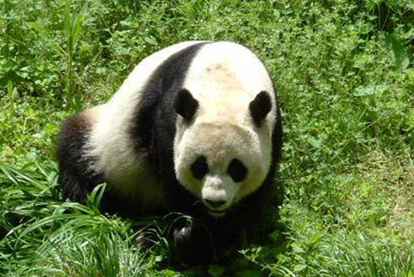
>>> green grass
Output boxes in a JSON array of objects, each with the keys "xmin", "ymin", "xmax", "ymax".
[{"xmin": 1, "ymin": 0, "xmax": 414, "ymax": 276}]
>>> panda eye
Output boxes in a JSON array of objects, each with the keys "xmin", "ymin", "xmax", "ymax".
[
  {"xmin": 228, "ymin": 159, "xmax": 247, "ymax": 183},
  {"xmin": 191, "ymin": 156, "xmax": 208, "ymax": 180}
]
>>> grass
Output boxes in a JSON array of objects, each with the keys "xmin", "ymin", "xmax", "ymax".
[{"xmin": 1, "ymin": 0, "xmax": 414, "ymax": 276}]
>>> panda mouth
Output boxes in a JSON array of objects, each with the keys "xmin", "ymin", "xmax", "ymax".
[
  {"xmin": 201, "ymin": 199, "xmax": 229, "ymax": 217},
  {"xmin": 207, "ymin": 209, "xmax": 226, "ymax": 217}
]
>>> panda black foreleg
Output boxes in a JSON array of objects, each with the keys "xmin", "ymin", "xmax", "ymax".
[
  {"xmin": 170, "ymin": 218, "xmax": 215, "ymax": 266},
  {"xmin": 169, "ymin": 214, "xmax": 249, "ymax": 267}
]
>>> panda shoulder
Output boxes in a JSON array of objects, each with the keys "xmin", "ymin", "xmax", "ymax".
[{"xmin": 108, "ymin": 41, "xmax": 207, "ymax": 105}]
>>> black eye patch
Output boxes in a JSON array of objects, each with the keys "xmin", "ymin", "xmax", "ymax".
[
  {"xmin": 191, "ymin": 156, "xmax": 208, "ymax": 180},
  {"xmin": 228, "ymin": 159, "xmax": 247, "ymax": 183}
]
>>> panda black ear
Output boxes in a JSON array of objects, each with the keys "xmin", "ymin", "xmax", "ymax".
[
  {"xmin": 249, "ymin": 90, "xmax": 272, "ymax": 127},
  {"xmin": 174, "ymin": 88, "xmax": 199, "ymax": 121}
]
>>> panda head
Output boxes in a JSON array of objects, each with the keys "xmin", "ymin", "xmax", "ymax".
[{"xmin": 173, "ymin": 88, "xmax": 274, "ymax": 218}]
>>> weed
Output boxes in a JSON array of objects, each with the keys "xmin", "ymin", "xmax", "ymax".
[{"xmin": 1, "ymin": 0, "xmax": 413, "ymax": 275}]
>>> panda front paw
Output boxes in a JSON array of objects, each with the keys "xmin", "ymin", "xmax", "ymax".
[{"xmin": 171, "ymin": 220, "xmax": 215, "ymax": 266}]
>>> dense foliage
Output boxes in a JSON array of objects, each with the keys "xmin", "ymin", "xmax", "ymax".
[{"xmin": 1, "ymin": 0, "xmax": 413, "ymax": 275}]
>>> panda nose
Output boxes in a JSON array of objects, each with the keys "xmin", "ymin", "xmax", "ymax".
[{"xmin": 205, "ymin": 199, "xmax": 226, "ymax": 209}]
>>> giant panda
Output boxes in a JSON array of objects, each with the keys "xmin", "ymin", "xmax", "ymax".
[{"xmin": 57, "ymin": 41, "xmax": 283, "ymax": 265}]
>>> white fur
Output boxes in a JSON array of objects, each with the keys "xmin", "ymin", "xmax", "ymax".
[{"xmin": 174, "ymin": 42, "xmax": 276, "ymax": 215}]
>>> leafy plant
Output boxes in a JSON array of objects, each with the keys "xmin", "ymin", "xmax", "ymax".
[{"xmin": 1, "ymin": 0, "xmax": 413, "ymax": 275}]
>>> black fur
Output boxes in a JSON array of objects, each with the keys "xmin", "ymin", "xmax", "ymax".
[
  {"xmin": 249, "ymin": 90, "xmax": 272, "ymax": 127},
  {"xmin": 130, "ymin": 42, "xmax": 206, "ymax": 169},
  {"xmin": 174, "ymin": 89, "xmax": 199, "ymax": 122},
  {"xmin": 57, "ymin": 114, "xmax": 103, "ymax": 202},
  {"xmin": 171, "ymin": 219, "xmax": 215, "ymax": 265}
]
